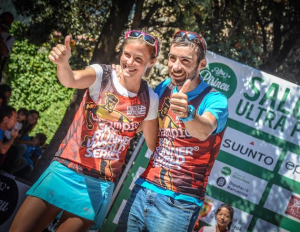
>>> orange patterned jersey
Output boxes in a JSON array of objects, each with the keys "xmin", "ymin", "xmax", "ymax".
[
  {"xmin": 141, "ymin": 83, "xmax": 225, "ymax": 200},
  {"xmin": 54, "ymin": 65, "xmax": 150, "ymax": 182}
]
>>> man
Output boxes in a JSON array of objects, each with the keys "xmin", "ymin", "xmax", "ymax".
[
  {"xmin": 0, "ymin": 105, "xmax": 18, "ymax": 166},
  {"xmin": 0, "ymin": 12, "xmax": 15, "ymax": 82},
  {"xmin": 116, "ymin": 30, "xmax": 228, "ymax": 232}
]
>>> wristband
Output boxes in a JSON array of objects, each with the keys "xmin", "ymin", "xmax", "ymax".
[{"xmin": 180, "ymin": 105, "xmax": 196, "ymax": 122}]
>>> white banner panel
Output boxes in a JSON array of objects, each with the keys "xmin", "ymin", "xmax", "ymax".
[
  {"xmin": 208, "ymin": 160, "xmax": 268, "ymax": 204},
  {"xmin": 264, "ymin": 184, "xmax": 300, "ymax": 223},
  {"xmin": 221, "ymin": 127, "xmax": 282, "ymax": 171},
  {"xmin": 204, "ymin": 52, "xmax": 300, "ymax": 146},
  {"xmin": 198, "ymin": 196, "xmax": 252, "ymax": 232},
  {"xmin": 278, "ymin": 152, "xmax": 300, "ymax": 183},
  {"xmin": 253, "ymin": 219, "xmax": 290, "ymax": 232}
]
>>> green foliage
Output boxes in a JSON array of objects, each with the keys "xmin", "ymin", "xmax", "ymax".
[{"xmin": 5, "ymin": 22, "xmax": 74, "ymax": 142}]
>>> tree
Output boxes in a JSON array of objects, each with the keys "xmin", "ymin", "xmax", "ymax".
[
  {"xmin": 192, "ymin": 0, "xmax": 300, "ymax": 83},
  {"xmin": 10, "ymin": 0, "xmax": 300, "ymax": 182}
]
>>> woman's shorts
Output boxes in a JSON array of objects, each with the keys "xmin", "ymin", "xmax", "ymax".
[{"xmin": 27, "ymin": 161, "xmax": 114, "ymax": 229}]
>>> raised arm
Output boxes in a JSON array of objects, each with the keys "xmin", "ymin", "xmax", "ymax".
[
  {"xmin": 49, "ymin": 36, "xmax": 96, "ymax": 89},
  {"xmin": 170, "ymin": 80, "xmax": 218, "ymax": 141}
]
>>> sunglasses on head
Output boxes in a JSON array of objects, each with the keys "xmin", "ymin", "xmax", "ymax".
[
  {"xmin": 173, "ymin": 30, "xmax": 207, "ymax": 54},
  {"xmin": 125, "ymin": 30, "xmax": 158, "ymax": 57}
]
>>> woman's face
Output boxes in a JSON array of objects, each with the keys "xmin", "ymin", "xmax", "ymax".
[
  {"xmin": 120, "ymin": 41, "xmax": 156, "ymax": 81},
  {"xmin": 17, "ymin": 112, "xmax": 27, "ymax": 122},
  {"xmin": 27, "ymin": 113, "xmax": 39, "ymax": 125},
  {"xmin": 216, "ymin": 207, "xmax": 231, "ymax": 229}
]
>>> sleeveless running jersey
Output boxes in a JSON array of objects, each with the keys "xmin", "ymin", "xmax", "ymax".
[
  {"xmin": 54, "ymin": 65, "xmax": 150, "ymax": 182},
  {"xmin": 141, "ymin": 82, "xmax": 225, "ymax": 200}
]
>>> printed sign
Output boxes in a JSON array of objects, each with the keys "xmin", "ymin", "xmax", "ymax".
[
  {"xmin": 208, "ymin": 160, "xmax": 268, "ymax": 204},
  {"xmin": 200, "ymin": 62, "xmax": 237, "ymax": 99},
  {"xmin": 0, "ymin": 173, "xmax": 31, "ymax": 231},
  {"xmin": 0, "ymin": 175, "xmax": 19, "ymax": 225},
  {"xmin": 278, "ymin": 151, "xmax": 300, "ymax": 183},
  {"xmin": 253, "ymin": 219, "xmax": 290, "ymax": 232},
  {"xmin": 205, "ymin": 52, "xmax": 300, "ymax": 146},
  {"xmin": 221, "ymin": 127, "xmax": 282, "ymax": 171},
  {"xmin": 264, "ymin": 184, "xmax": 300, "ymax": 223}
]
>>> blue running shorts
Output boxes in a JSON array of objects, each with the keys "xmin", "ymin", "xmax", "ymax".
[{"xmin": 27, "ymin": 161, "xmax": 114, "ymax": 229}]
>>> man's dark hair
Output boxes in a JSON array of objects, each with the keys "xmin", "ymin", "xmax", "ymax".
[
  {"xmin": 171, "ymin": 34, "xmax": 207, "ymax": 64},
  {"xmin": 0, "ymin": 84, "xmax": 12, "ymax": 94},
  {"xmin": 35, "ymin": 133, "xmax": 47, "ymax": 146},
  {"xmin": 0, "ymin": 105, "xmax": 16, "ymax": 123},
  {"xmin": 0, "ymin": 12, "xmax": 14, "ymax": 25}
]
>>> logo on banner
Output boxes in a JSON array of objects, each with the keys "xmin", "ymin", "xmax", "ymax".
[
  {"xmin": 216, "ymin": 177, "xmax": 227, "ymax": 187},
  {"xmin": 198, "ymin": 201, "xmax": 213, "ymax": 218},
  {"xmin": 285, "ymin": 195, "xmax": 300, "ymax": 220},
  {"xmin": 200, "ymin": 63, "xmax": 237, "ymax": 99},
  {"xmin": 0, "ymin": 175, "xmax": 19, "ymax": 225},
  {"xmin": 221, "ymin": 166, "xmax": 231, "ymax": 176}
]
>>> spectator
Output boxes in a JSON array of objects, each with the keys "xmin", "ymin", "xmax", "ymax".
[
  {"xmin": 0, "ymin": 92, "xmax": 6, "ymax": 106},
  {"xmin": 3, "ymin": 109, "xmax": 39, "ymax": 173},
  {"xmin": 198, "ymin": 204, "xmax": 234, "ymax": 232},
  {"xmin": 13, "ymin": 133, "xmax": 47, "ymax": 177},
  {"xmin": 0, "ymin": 83, "xmax": 11, "ymax": 104},
  {"xmin": 0, "ymin": 11, "xmax": 15, "ymax": 82},
  {"xmin": 0, "ymin": 105, "xmax": 18, "ymax": 167},
  {"xmin": 16, "ymin": 109, "xmax": 39, "ymax": 143},
  {"xmin": 5, "ymin": 108, "xmax": 29, "ymax": 139}
]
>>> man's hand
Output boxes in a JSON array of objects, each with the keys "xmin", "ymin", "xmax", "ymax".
[
  {"xmin": 170, "ymin": 79, "xmax": 191, "ymax": 118},
  {"xmin": 49, "ymin": 35, "xmax": 72, "ymax": 65}
]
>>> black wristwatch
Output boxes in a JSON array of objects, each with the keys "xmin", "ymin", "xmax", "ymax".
[{"xmin": 180, "ymin": 105, "xmax": 196, "ymax": 122}]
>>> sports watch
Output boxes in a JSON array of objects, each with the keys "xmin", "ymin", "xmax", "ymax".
[{"xmin": 180, "ymin": 105, "xmax": 196, "ymax": 122}]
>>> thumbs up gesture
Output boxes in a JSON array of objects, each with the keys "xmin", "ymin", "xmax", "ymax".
[
  {"xmin": 49, "ymin": 35, "xmax": 72, "ymax": 65},
  {"xmin": 170, "ymin": 79, "xmax": 191, "ymax": 118}
]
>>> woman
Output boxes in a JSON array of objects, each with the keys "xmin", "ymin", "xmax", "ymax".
[
  {"xmin": 16, "ymin": 109, "xmax": 39, "ymax": 144},
  {"xmin": 9, "ymin": 30, "xmax": 160, "ymax": 232},
  {"xmin": 199, "ymin": 204, "xmax": 234, "ymax": 232}
]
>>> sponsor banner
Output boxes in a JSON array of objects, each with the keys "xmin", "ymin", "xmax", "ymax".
[
  {"xmin": 197, "ymin": 196, "xmax": 252, "ymax": 232},
  {"xmin": 208, "ymin": 161, "xmax": 268, "ymax": 204},
  {"xmin": 264, "ymin": 184, "xmax": 300, "ymax": 223},
  {"xmin": 253, "ymin": 219, "xmax": 290, "ymax": 232},
  {"xmin": 278, "ymin": 151, "xmax": 300, "ymax": 183},
  {"xmin": 0, "ymin": 173, "xmax": 31, "ymax": 231},
  {"xmin": 203, "ymin": 52, "xmax": 300, "ymax": 146},
  {"xmin": 221, "ymin": 127, "xmax": 282, "ymax": 171}
]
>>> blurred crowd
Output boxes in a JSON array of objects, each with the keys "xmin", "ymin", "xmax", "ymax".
[{"xmin": 0, "ymin": 83, "xmax": 47, "ymax": 180}]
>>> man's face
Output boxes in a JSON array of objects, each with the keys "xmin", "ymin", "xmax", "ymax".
[
  {"xmin": 168, "ymin": 44, "xmax": 200, "ymax": 87},
  {"xmin": 5, "ymin": 111, "xmax": 17, "ymax": 130}
]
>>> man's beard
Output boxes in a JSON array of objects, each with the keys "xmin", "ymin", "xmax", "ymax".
[{"xmin": 170, "ymin": 66, "xmax": 198, "ymax": 86}]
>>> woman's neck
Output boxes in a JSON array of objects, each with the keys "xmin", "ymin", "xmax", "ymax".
[
  {"xmin": 119, "ymin": 75, "xmax": 141, "ymax": 94},
  {"xmin": 217, "ymin": 225, "xmax": 227, "ymax": 232}
]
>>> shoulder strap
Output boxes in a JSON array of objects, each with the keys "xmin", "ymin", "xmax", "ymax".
[
  {"xmin": 190, "ymin": 86, "xmax": 217, "ymax": 111},
  {"xmin": 99, "ymin": 64, "xmax": 112, "ymax": 92}
]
